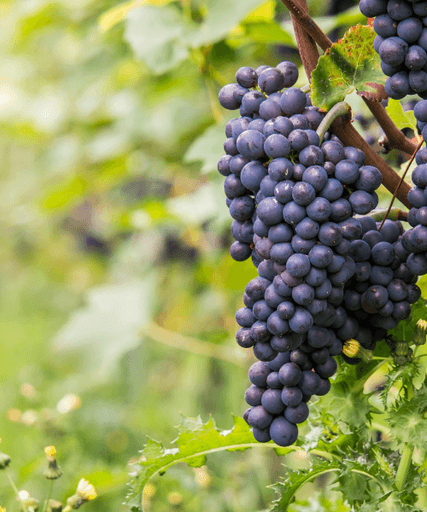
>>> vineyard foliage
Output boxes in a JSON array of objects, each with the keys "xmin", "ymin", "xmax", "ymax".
[{"xmin": 2, "ymin": 0, "xmax": 427, "ymax": 511}]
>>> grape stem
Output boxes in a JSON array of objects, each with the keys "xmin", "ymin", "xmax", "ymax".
[
  {"xmin": 378, "ymin": 139, "xmax": 424, "ymax": 231},
  {"xmin": 364, "ymin": 207, "xmax": 407, "ymax": 222},
  {"xmin": 280, "ymin": 0, "xmax": 412, "ymax": 207},
  {"xmin": 316, "ymin": 102, "xmax": 351, "ymax": 144},
  {"xmin": 280, "ymin": 0, "xmax": 416, "ymax": 154}
]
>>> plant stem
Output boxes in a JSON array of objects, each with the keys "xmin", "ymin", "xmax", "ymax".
[
  {"xmin": 316, "ymin": 102, "xmax": 351, "ymax": 144},
  {"xmin": 4, "ymin": 467, "xmax": 28, "ymax": 512},
  {"xmin": 365, "ymin": 207, "xmax": 408, "ymax": 222},
  {"xmin": 379, "ymin": 138, "xmax": 424, "ymax": 230},
  {"xmin": 279, "ymin": 0, "xmax": 412, "ymax": 207},
  {"xmin": 42, "ymin": 480, "xmax": 54, "ymax": 512},
  {"xmin": 144, "ymin": 323, "xmax": 247, "ymax": 367},
  {"xmin": 364, "ymin": 100, "xmax": 417, "ymax": 155},
  {"xmin": 395, "ymin": 443, "xmax": 413, "ymax": 491}
]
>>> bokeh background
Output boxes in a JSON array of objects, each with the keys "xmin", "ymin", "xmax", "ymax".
[{"xmin": 0, "ymin": 0, "xmax": 414, "ymax": 510}]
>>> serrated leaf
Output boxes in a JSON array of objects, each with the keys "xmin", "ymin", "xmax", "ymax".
[
  {"xmin": 126, "ymin": 415, "xmax": 296, "ymax": 511},
  {"xmin": 311, "ymin": 25, "xmax": 385, "ymax": 111},
  {"xmin": 388, "ymin": 388, "xmax": 427, "ymax": 447},
  {"xmin": 271, "ymin": 460, "xmax": 341, "ymax": 510},
  {"xmin": 386, "ymin": 99, "xmax": 418, "ymax": 132}
]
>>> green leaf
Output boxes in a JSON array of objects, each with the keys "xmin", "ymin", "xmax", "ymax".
[
  {"xmin": 271, "ymin": 460, "xmax": 341, "ymax": 510},
  {"xmin": 124, "ymin": 6, "xmax": 191, "ymax": 74},
  {"xmin": 99, "ymin": 0, "xmax": 174, "ymax": 32},
  {"xmin": 125, "ymin": 415, "xmax": 296, "ymax": 511},
  {"xmin": 52, "ymin": 277, "xmax": 156, "ymax": 382},
  {"xmin": 243, "ymin": 21, "xmax": 295, "ymax": 46},
  {"xmin": 388, "ymin": 388, "xmax": 427, "ymax": 448},
  {"xmin": 167, "ymin": 182, "xmax": 230, "ymax": 227},
  {"xmin": 124, "ymin": 0, "xmax": 267, "ymax": 72},
  {"xmin": 184, "ymin": 123, "xmax": 226, "ymax": 174},
  {"xmin": 311, "ymin": 25, "xmax": 385, "ymax": 111},
  {"xmin": 386, "ymin": 99, "xmax": 418, "ymax": 132},
  {"xmin": 187, "ymin": 0, "xmax": 267, "ymax": 47}
]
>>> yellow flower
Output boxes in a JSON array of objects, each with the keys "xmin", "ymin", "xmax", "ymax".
[
  {"xmin": 0, "ymin": 507, "xmax": 6, "ymax": 512},
  {"xmin": 417, "ymin": 319, "xmax": 427, "ymax": 330},
  {"xmin": 44, "ymin": 446, "xmax": 56, "ymax": 461},
  {"xmin": 76, "ymin": 479, "xmax": 97, "ymax": 501},
  {"xmin": 343, "ymin": 339, "xmax": 372, "ymax": 362}
]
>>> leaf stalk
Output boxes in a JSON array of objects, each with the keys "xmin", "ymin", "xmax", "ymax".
[{"xmin": 316, "ymin": 102, "xmax": 351, "ymax": 144}]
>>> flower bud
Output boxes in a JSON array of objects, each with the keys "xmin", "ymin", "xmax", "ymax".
[
  {"xmin": 343, "ymin": 340, "xmax": 372, "ymax": 362},
  {"xmin": 395, "ymin": 341, "xmax": 410, "ymax": 357},
  {"xmin": 414, "ymin": 319, "xmax": 427, "ymax": 346},
  {"xmin": 0, "ymin": 451, "xmax": 11, "ymax": 470},
  {"xmin": 47, "ymin": 499, "xmax": 63, "ymax": 512},
  {"xmin": 21, "ymin": 495, "xmax": 39, "ymax": 512},
  {"xmin": 65, "ymin": 479, "xmax": 97, "ymax": 509},
  {"xmin": 43, "ymin": 446, "xmax": 62, "ymax": 480}
]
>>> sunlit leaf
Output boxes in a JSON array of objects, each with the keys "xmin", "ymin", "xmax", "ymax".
[
  {"xmin": 186, "ymin": 0, "xmax": 267, "ymax": 48},
  {"xmin": 386, "ymin": 99, "xmax": 417, "ymax": 132},
  {"xmin": 184, "ymin": 123, "xmax": 226, "ymax": 174},
  {"xmin": 126, "ymin": 415, "xmax": 297, "ymax": 512},
  {"xmin": 311, "ymin": 25, "xmax": 385, "ymax": 111},
  {"xmin": 99, "ymin": 0, "xmax": 174, "ymax": 32},
  {"xmin": 40, "ymin": 176, "xmax": 88, "ymax": 211},
  {"xmin": 124, "ymin": 6, "xmax": 191, "ymax": 74},
  {"xmin": 53, "ymin": 277, "xmax": 157, "ymax": 382}
]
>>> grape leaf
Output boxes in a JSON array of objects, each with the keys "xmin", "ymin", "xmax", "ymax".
[
  {"xmin": 124, "ymin": 0, "xmax": 266, "ymax": 73},
  {"xmin": 386, "ymin": 99, "xmax": 418, "ymax": 133},
  {"xmin": 184, "ymin": 123, "xmax": 228, "ymax": 174},
  {"xmin": 187, "ymin": 0, "xmax": 267, "ymax": 48},
  {"xmin": 311, "ymin": 25, "xmax": 385, "ymax": 111},
  {"xmin": 124, "ymin": 5, "xmax": 191, "ymax": 74},
  {"xmin": 126, "ymin": 415, "xmax": 299, "ymax": 512},
  {"xmin": 52, "ymin": 278, "xmax": 156, "ymax": 383},
  {"xmin": 99, "ymin": 0, "xmax": 174, "ymax": 32}
]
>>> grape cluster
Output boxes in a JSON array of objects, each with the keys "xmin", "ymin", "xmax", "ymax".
[
  {"xmin": 401, "ymin": 100, "xmax": 427, "ymax": 277},
  {"xmin": 216, "ymin": 61, "xmax": 391, "ymax": 445},
  {"xmin": 337, "ymin": 219, "xmax": 421, "ymax": 365},
  {"xmin": 361, "ymin": 0, "xmax": 427, "ymax": 99}
]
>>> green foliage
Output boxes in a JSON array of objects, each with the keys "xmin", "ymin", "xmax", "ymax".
[
  {"xmin": 126, "ymin": 415, "xmax": 297, "ymax": 511},
  {"xmin": 386, "ymin": 99, "xmax": 418, "ymax": 133},
  {"xmin": 124, "ymin": 0, "xmax": 268, "ymax": 74},
  {"xmin": 2, "ymin": 0, "xmax": 427, "ymax": 511},
  {"xmin": 311, "ymin": 25, "xmax": 385, "ymax": 110}
]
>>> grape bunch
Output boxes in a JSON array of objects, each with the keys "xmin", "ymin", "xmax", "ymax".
[
  {"xmin": 361, "ymin": 0, "xmax": 427, "ymax": 99},
  {"xmin": 400, "ymin": 100, "xmax": 427, "ymax": 277},
  {"xmin": 336, "ymin": 218, "xmax": 421, "ymax": 365},
  {"xmin": 215, "ymin": 61, "xmax": 392, "ymax": 446}
]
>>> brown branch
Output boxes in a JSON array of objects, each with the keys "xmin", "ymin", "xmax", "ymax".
[
  {"xmin": 331, "ymin": 116, "xmax": 411, "ymax": 208},
  {"xmin": 280, "ymin": 0, "xmax": 412, "ymax": 207},
  {"xmin": 379, "ymin": 139, "xmax": 424, "ymax": 230},
  {"xmin": 283, "ymin": 0, "xmax": 416, "ymax": 155},
  {"xmin": 288, "ymin": 0, "xmax": 319, "ymax": 79},
  {"xmin": 363, "ymin": 99, "xmax": 417, "ymax": 155}
]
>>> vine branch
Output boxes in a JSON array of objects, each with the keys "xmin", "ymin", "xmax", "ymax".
[
  {"xmin": 379, "ymin": 139, "xmax": 424, "ymax": 230},
  {"xmin": 281, "ymin": 0, "xmax": 413, "ymax": 207}
]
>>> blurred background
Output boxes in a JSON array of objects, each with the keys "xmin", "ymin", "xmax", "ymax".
[{"xmin": 0, "ymin": 0, "xmax": 414, "ymax": 510}]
